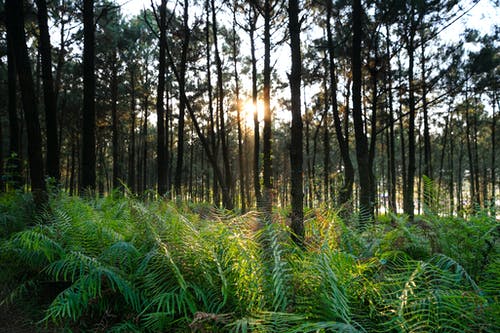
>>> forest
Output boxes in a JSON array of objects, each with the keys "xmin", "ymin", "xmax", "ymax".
[{"xmin": 0, "ymin": 0, "xmax": 499, "ymax": 331}]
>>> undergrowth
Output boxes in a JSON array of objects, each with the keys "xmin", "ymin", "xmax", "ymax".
[{"xmin": 0, "ymin": 191, "xmax": 498, "ymax": 332}]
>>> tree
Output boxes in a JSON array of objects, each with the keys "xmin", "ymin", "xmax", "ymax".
[
  {"xmin": 5, "ymin": 0, "xmax": 46, "ymax": 204},
  {"xmin": 262, "ymin": 0, "xmax": 273, "ymax": 217},
  {"xmin": 156, "ymin": 0, "xmax": 168, "ymax": 195},
  {"xmin": 80, "ymin": 0, "xmax": 96, "ymax": 193},
  {"xmin": 352, "ymin": 0, "xmax": 374, "ymax": 224},
  {"xmin": 36, "ymin": 0, "xmax": 60, "ymax": 182},
  {"xmin": 288, "ymin": 0, "xmax": 304, "ymax": 243}
]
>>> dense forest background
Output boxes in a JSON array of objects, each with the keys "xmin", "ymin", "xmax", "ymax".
[{"xmin": 0, "ymin": 0, "xmax": 499, "ymax": 226}]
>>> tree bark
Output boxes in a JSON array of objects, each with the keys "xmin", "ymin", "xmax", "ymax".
[
  {"xmin": 326, "ymin": 1, "xmax": 354, "ymax": 211},
  {"xmin": 80, "ymin": 0, "xmax": 96, "ymax": 193},
  {"xmin": 36, "ymin": 0, "xmax": 60, "ymax": 181},
  {"xmin": 262, "ymin": 0, "xmax": 273, "ymax": 217},
  {"xmin": 289, "ymin": 0, "xmax": 304, "ymax": 244},
  {"xmin": 6, "ymin": 0, "xmax": 46, "ymax": 204},
  {"xmin": 174, "ymin": 0, "xmax": 190, "ymax": 197},
  {"xmin": 6, "ymin": 14, "xmax": 22, "ymax": 189},
  {"xmin": 156, "ymin": 0, "xmax": 167, "ymax": 195},
  {"xmin": 352, "ymin": 0, "xmax": 373, "ymax": 225}
]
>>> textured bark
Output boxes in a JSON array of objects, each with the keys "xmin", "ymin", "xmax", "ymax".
[
  {"xmin": 6, "ymin": 16, "xmax": 22, "ymax": 189},
  {"xmin": 111, "ymin": 54, "xmax": 120, "ymax": 190},
  {"xmin": 128, "ymin": 67, "xmax": 136, "ymax": 192},
  {"xmin": 36, "ymin": 0, "xmax": 60, "ymax": 181},
  {"xmin": 80, "ymin": 0, "xmax": 96, "ymax": 193},
  {"xmin": 289, "ymin": 0, "xmax": 304, "ymax": 244},
  {"xmin": 233, "ymin": 7, "xmax": 246, "ymax": 212},
  {"xmin": 262, "ymin": 0, "xmax": 273, "ymax": 217},
  {"xmin": 249, "ymin": 8, "xmax": 261, "ymax": 208},
  {"xmin": 174, "ymin": 0, "xmax": 190, "ymax": 197},
  {"xmin": 326, "ymin": 1, "xmax": 354, "ymax": 210},
  {"xmin": 6, "ymin": 0, "xmax": 46, "ymax": 204},
  {"xmin": 211, "ymin": 0, "xmax": 233, "ymax": 208},
  {"xmin": 404, "ymin": 8, "xmax": 417, "ymax": 220},
  {"xmin": 352, "ymin": 0, "xmax": 373, "ymax": 225},
  {"xmin": 385, "ymin": 25, "xmax": 396, "ymax": 212},
  {"xmin": 156, "ymin": 0, "xmax": 167, "ymax": 195}
]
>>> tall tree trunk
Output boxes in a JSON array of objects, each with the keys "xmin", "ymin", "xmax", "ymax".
[
  {"xmin": 420, "ymin": 38, "xmax": 433, "ymax": 210},
  {"xmin": 262, "ymin": 0, "xmax": 273, "ymax": 217},
  {"xmin": 128, "ymin": 67, "xmax": 136, "ymax": 192},
  {"xmin": 111, "ymin": 53, "xmax": 120, "ymax": 190},
  {"xmin": 249, "ymin": 8, "xmax": 261, "ymax": 208},
  {"xmin": 322, "ymin": 57, "xmax": 331, "ymax": 203},
  {"xmin": 174, "ymin": 0, "xmax": 190, "ymax": 197},
  {"xmin": 211, "ymin": 0, "xmax": 232, "ymax": 208},
  {"xmin": 233, "ymin": 6, "xmax": 246, "ymax": 212},
  {"xmin": 404, "ymin": 10, "xmax": 417, "ymax": 221},
  {"xmin": 80, "ymin": 0, "xmax": 96, "ymax": 193},
  {"xmin": 6, "ymin": 0, "xmax": 46, "ymax": 204},
  {"xmin": 142, "ymin": 95, "xmax": 148, "ymax": 192},
  {"xmin": 156, "ymin": 0, "xmax": 167, "ymax": 195},
  {"xmin": 385, "ymin": 25, "xmax": 396, "ymax": 212},
  {"xmin": 289, "ymin": 0, "xmax": 304, "ymax": 244},
  {"xmin": 36, "ymin": 0, "xmax": 60, "ymax": 181},
  {"xmin": 6, "ymin": 16, "xmax": 22, "ymax": 189},
  {"xmin": 326, "ymin": 1, "xmax": 354, "ymax": 211},
  {"xmin": 352, "ymin": 0, "xmax": 373, "ymax": 225},
  {"xmin": 491, "ymin": 97, "xmax": 496, "ymax": 216}
]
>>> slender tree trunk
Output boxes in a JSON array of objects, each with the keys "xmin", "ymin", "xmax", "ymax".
[
  {"xmin": 111, "ymin": 54, "xmax": 120, "ymax": 190},
  {"xmin": 385, "ymin": 25, "xmax": 397, "ymax": 212},
  {"xmin": 6, "ymin": 0, "xmax": 46, "ymax": 204},
  {"xmin": 289, "ymin": 0, "xmax": 304, "ymax": 244},
  {"xmin": 156, "ymin": 0, "xmax": 167, "ymax": 195},
  {"xmin": 211, "ymin": 0, "xmax": 233, "ymax": 208},
  {"xmin": 352, "ymin": 0, "xmax": 373, "ymax": 225},
  {"xmin": 323, "ymin": 66, "xmax": 330, "ymax": 204},
  {"xmin": 233, "ymin": 7, "xmax": 246, "ymax": 212},
  {"xmin": 128, "ymin": 67, "xmax": 136, "ymax": 192},
  {"xmin": 6, "ymin": 17, "xmax": 22, "ymax": 189},
  {"xmin": 327, "ymin": 1, "xmax": 354, "ymax": 211},
  {"xmin": 36, "ymin": 0, "xmax": 60, "ymax": 181},
  {"xmin": 142, "ymin": 95, "xmax": 148, "ymax": 192},
  {"xmin": 491, "ymin": 98, "xmax": 496, "ymax": 216},
  {"xmin": 174, "ymin": 0, "xmax": 190, "ymax": 197},
  {"xmin": 404, "ymin": 13, "xmax": 417, "ymax": 220},
  {"xmin": 69, "ymin": 140, "xmax": 77, "ymax": 196},
  {"xmin": 249, "ymin": 9, "xmax": 261, "ymax": 208},
  {"xmin": 80, "ymin": 0, "xmax": 96, "ymax": 193}
]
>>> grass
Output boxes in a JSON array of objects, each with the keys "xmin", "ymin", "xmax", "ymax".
[{"xmin": 0, "ymin": 190, "xmax": 498, "ymax": 332}]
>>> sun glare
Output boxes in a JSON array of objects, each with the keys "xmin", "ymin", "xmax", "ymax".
[{"xmin": 241, "ymin": 99, "xmax": 265, "ymax": 127}]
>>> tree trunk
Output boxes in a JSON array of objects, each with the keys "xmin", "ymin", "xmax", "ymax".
[
  {"xmin": 111, "ymin": 53, "xmax": 120, "ymax": 190},
  {"xmin": 262, "ymin": 0, "xmax": 273, "ymax": 217},
  {"xmin": 128, "ymin": 67, "xmax": 136, "ymax": 192},
  {"xmin": 404, "ymin": 13, "xmax": 416, "ymax": 221},
  {"xmin": 211, "ymin": 0, "xmax": 233, "ymax": 208},
  {"xmin": 326, "ymin": 1, "xmax": 354, "ymax": 211},
  {"xmin": 156, "ymin": 0, "xmax": 167, "ymax": 195},
  {"xmin": 6, "ymin": 0, "xmax": 46, "ymax": 204},
  {"xmin": 6, "ymin": 15, "xmax": 22, "ymax": 190},
  {"xmin": 233, "ymin": 6, "xmax": 246, "ymax": 212},
  {"xmin": 352, "ymin": 0, "xmax": 373, "ymax": 225},
  {"xmin": 289, "ymin": 0, "xmax": 304, "ymax": 244},
  {"xmin": 36, "ymin": 0, "xmax": 60, "ymax": 181},
  {"xmin": 249, "ymin": 8, "xmax": 261, "ymax": 208},
  {"xmin": 80, "ymin": 0, "xmax": 96, "ymax": 194},
  {"xmin": 385, "ymin": 25, "xmax": 397, "ymax": 212},
  {"xmin": 174, "ymin": 0, "xmax": 190, "ymax": 197}
]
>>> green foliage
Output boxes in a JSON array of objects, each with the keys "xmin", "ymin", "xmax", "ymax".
[{"xmin": 0, "ymin": 192, "xmax": 498, "ymax": 332}]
